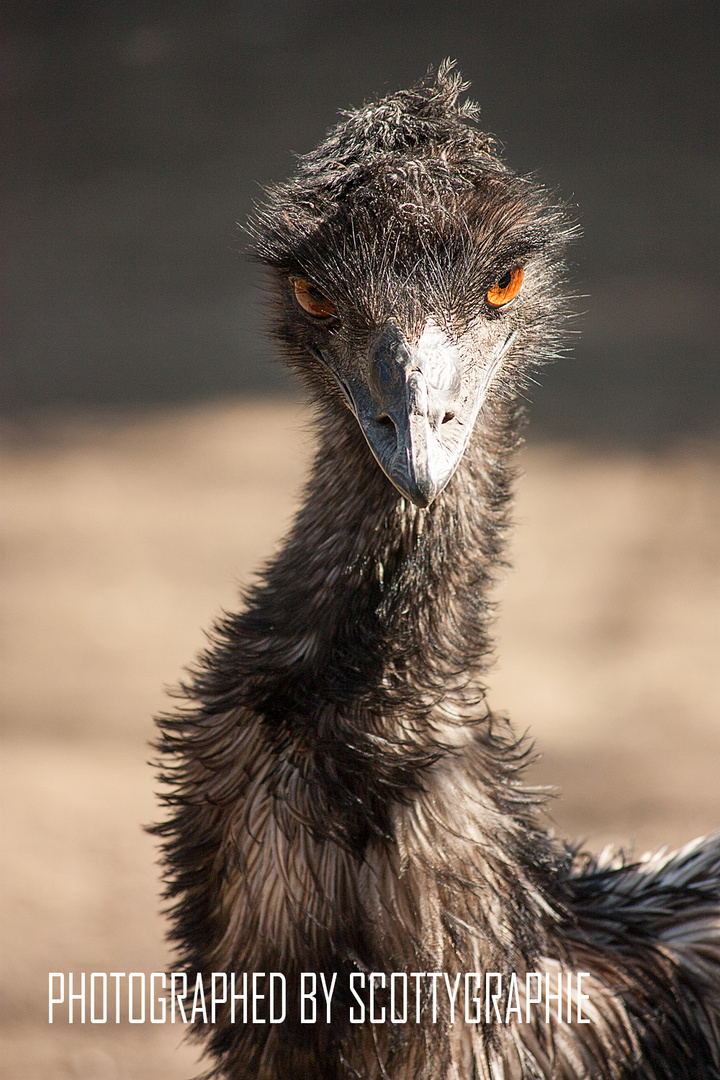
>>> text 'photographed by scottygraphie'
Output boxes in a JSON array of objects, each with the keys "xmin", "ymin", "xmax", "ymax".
[
  {"xmin": 151, "ymin": 64, "xmax": 720, "ymax": 1079},
  {"xmin": 47, "ymin": 969, "xmax": 594, "ymax": 1027}
]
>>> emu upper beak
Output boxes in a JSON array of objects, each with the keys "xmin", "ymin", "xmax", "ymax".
[{"xmin": 335, "ymin": 322, "xmax": 514, "ymax": 507}]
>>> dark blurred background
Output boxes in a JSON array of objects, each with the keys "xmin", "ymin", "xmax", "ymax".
[{"xmin": 3, "ymin": 0, "xmax": 719, "ymax": 444}]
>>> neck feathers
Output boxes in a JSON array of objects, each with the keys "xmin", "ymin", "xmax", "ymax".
[
  {"xmin": 182, "ymin": 398, "xmax": 526, "ymax": 845},
  {"xmin": 195, "ymin": 402, "xmax": 518, "ymax": 733}
]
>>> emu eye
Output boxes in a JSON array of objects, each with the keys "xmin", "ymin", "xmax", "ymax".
[
  {"xmin": 486, "ymin": 266, "xmax": 524, "ymax": 308},
  {"xmin": 293, "ymin": 279, "xmax": 337, "ymax": 319}
]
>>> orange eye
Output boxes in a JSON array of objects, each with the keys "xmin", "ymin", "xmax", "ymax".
[
  {"xmin": 486, "ymin": 266, "xmax": 524, "ymax": 308},
  {"xmin": 293, "ymin": 279, "xmax": 337, "ymax": 319}
]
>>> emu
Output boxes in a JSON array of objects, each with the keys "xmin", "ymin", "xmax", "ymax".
[{"xmin": 154, "ymin": 64, "xmax": 720, "ymax": 1079}]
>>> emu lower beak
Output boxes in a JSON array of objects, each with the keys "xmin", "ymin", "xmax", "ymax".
[{"xmin": 346, "ymin": 322, "xmax": 513, "ymax": 507}]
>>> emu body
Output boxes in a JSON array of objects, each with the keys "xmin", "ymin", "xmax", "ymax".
[{"xmin": 154, "ymin": 66, "xmax": 720, "ymax": 1079}]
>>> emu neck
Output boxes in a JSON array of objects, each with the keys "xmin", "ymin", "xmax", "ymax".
[{"xmin": 241, "ymin": 403, "xmax": 517, "ymax": 740}]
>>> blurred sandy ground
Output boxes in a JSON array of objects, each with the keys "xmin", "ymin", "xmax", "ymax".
[{"xmin": 1, "ymin": 399, "xmax": 719, "ymax": 1079}]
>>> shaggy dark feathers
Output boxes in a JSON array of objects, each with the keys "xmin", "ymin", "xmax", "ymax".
[{"xmin": 154, "ymin": 65, "xmax": 720, "ymax": 1079}]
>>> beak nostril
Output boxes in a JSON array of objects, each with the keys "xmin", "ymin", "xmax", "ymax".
[
  {"xmin": 442, "ymin": 411, "xmax": 455, "ymax": 424},
  {"xmin": 377, "ymin": 414, "xmax": 394, "ymax": 427}
]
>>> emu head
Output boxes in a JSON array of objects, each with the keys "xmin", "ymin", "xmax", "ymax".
[{"xmin": 251, "ymin": 64, "xmax": 569, "ymax": 507}]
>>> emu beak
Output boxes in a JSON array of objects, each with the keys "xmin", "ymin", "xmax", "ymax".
[
  {"xmin": 338, "ymin": 322, "xmax": 514, "ymax": 507},
  {"xmin": 358, "ymin": 322, "xmax": 458, "ymax": 507}
]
